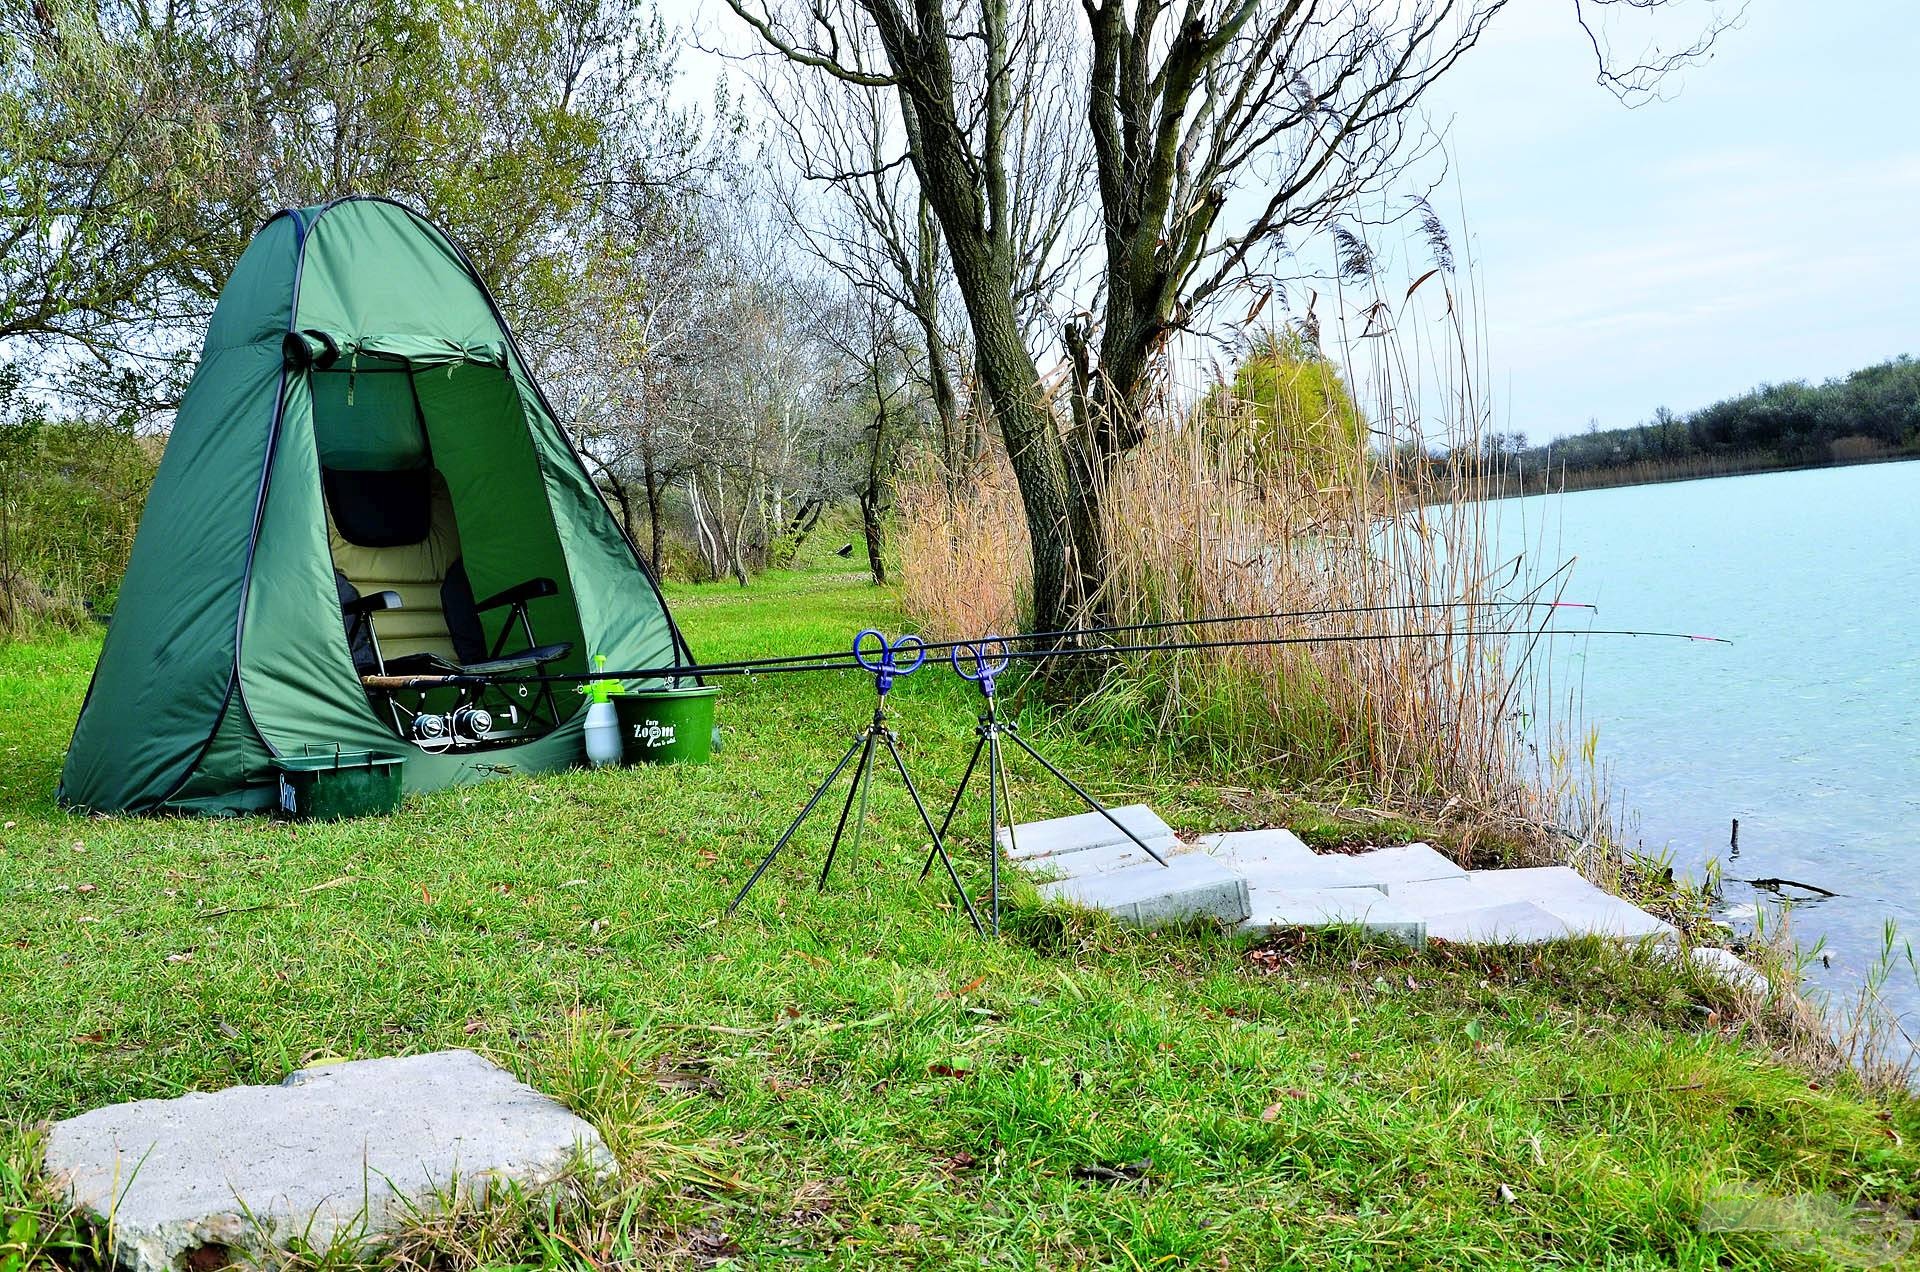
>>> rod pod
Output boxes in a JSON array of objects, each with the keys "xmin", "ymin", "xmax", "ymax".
[
  {"xmin": 920, "ymin": 637, "xmax": 1171, "ymax": 935},
  {"xmin": 725, "ymin": 631, "xmax": 984, "ymax": 936}
]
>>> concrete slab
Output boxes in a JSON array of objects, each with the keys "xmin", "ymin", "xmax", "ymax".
[
  {"xmin": 42, "ymin": 1051, "xmax": 613, "ymax": 1272},
  {"xmin": 1013, "ymin": 837, "xmax": 1180, "ymax": 879},
  {"xmin": 1423, "ymin": 899, "xmax": 1576, "ymax": 944},
  {"xmin": 1533, "ymin": 890, "xmax": 1677, "ymax": 942},
  {"xmin": 1390, "ymin": 868, "xmax": 1677, "ymax": 943},
  {"xmin": 1390, "ymin": 868, "xmax": 1597, "ymax": 906},
  {"xmin": 1196, "ymin": 829, "xmax": 1317, "ymax": 872},
  {"xmin": 1038, "ymin": 852, "xmax": 1251, "ymax": 928},
  {"xmin": 1236, "ymin": 842, "xmax": 1468, "ymax": 893},
  {"xmin": 999, "ymin": 803, "xmax": 1175, "ymax": 862},
  {"xmin": 1236, "ymin": 886, "xmax": 1427, "ymax": 946},
  {"xmin": 1684, "ymin": 946, "xmax": 1769, "ymax": 996}
]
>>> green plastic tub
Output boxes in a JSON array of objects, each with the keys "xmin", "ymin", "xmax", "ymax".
[
  {"xmin": 613, "ymin": 686, "xmax": 719, "ymax": 764},
  {"xmin": 274, "ymin": 747, "xmax": 407, "ymax": 820}
]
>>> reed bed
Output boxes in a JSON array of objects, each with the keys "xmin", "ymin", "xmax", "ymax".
[{"xmin": 898, "ymin": 272, "xmax": 1603, "ymax": 854}]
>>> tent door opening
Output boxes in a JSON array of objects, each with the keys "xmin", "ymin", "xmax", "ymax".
[{"xmin": 310, "ymin": 353, "xmax": 589, "ymax": 751}]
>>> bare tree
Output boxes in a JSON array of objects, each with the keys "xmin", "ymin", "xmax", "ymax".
[{"xmin": 722, "ymin": 0, "xmax": 1736, "ymax": 630}]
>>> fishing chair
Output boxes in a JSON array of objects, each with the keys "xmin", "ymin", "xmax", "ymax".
[{"xmin": 325, "ymin": 464, "xmax": 572, "ymax": 744}]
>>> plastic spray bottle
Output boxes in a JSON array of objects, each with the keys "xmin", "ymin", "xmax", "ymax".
[{"xmin": 580, "ymin": 654, "xmax": 623, "ymax": 766}]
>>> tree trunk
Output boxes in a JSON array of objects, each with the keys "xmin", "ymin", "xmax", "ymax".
[
  {"xmin": 644, "ymin": 466, "xmax": 664, "ymax": 576},
  {"xmin": 862, "ymin": 401, "xmax": 890, "ymax": 585}
]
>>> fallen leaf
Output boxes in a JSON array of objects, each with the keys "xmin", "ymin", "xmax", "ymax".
[
  {"xmin": 1260, "ymin": 1102, "xmax": 1283, "ymax": 1122},
  {"xmin": 76, "ymin": 883, "xmax": 97, "ymax": 894},
  {"xmin": 164, "ymin": 951, "xmax": 194, "ymax": 964},
  {"xmin": 928, "ymin": 1063, "xmax": 972, "ymax": 1079},
  {"xmin": 937, "ymin": 1149, "xmax": 979, "ymax": 1174},
  {"xmin": 463, "ymin": 1018, "xmax": 485, "ymax": 1034},
  {"xmin": 420, "ymin": 884, "xmax": 432, "ymax": 904},
  {"xmin": 939, "ymin": 974, "xmax": 987, "ymax": 999}
]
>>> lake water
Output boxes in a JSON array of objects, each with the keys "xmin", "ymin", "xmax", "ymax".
[{"xmin": 1499, "ymin": 461, "xmax": 1920, "ymax": 1044}]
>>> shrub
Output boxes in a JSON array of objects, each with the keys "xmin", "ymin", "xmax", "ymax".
[{"xmin": 0, "ymin": 418, "xmax": 160, "ymax": 635}]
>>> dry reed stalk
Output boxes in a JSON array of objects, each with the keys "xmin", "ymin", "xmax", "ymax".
[
  {"xmin": 894, "ymin": 270, "xmax": 1602, "ymax": 854},
  {"xmin": 894, "ymin": 455, "xmax": 1030, "ymax": 642}
]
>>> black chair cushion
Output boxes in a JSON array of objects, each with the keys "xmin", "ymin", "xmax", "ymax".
[
  {"xmin": 323, "ymin": 466, "xmax": 432, "ymax": 547},
  {"xmin": 441, "ymin": 558, "xmax": 489, "ymax": 665},
  {"xmin": 334, "ymin": 570, "xmax": 380, "ymax": 676},
  {"xmin": 459, "ymin": 643, "xmax": 574, "ymax": 676}
]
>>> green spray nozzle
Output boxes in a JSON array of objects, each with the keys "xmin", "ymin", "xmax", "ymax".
[{"xmin": 578, "ymin": 654, "xmax": 617, "ymax": 703}]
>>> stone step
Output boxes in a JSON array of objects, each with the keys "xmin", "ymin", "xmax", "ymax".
[
  {"xmin": 1237, "ymin": 886, "xmax": 1427, "ymax": 946},
  {"xmin": 1012, "ymin": 836, "xmax": 1182, "ymax": 879},
  {"xmin": 999, "ymin": 803, "xmax": 1176, "ymax": 862},
  {"xmin": 42, "ymin": 1051, "xmax": 612, "ymax": 1272},
  {"xmin": 1422, "ymin": 899, "xmax": 1577, "ymax": 944},
  {"xmin": 1232, "ymin": 841, "xmax": 1468, "ymax": 893},
  {"xmin": 1679, "ymin": 946, "xmax": 1769, "ymax": 995},
  {"xmin": 1195, "ymin": 828, "xmax": 1318, "ymax": 871},
  {"xmin": 1389, "ymin": 868, "xmax": 1677, "ymax": 943},
  {"xmin": 1038, "ymin": 852, "xmax": 1251, "ymax": 928}
]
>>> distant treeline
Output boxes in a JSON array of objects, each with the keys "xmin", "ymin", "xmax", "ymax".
[{"xmin": 1486, "ymin": 355, "xmax": 1920, "ymax": 495}]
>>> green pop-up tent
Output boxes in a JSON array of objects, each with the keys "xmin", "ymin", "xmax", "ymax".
[{"xmin": 60, "ymin": 197, "xmax": 691, "ymax": 814}]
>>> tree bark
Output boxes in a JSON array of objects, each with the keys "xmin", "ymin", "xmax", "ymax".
[
  {"xmin": 862, "ymin": 395, "xmax": 890, "ymax": 585},
  {"xmin": 644, "ymin": 465, "xmax": 664, "ymax": 576}
]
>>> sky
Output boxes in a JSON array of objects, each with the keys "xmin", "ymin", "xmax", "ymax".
[{"xmin": 666, "ymin": 0, "xmax": 1920, "ymax": 442}]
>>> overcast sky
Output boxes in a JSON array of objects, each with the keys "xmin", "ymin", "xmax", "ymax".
[{"xmin": 670, "ymin": 0, "xmax": 1919, "ymax": 442}]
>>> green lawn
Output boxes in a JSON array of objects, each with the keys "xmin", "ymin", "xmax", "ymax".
[{"xmin": 3, "ymin": 559, "xmax": 1917, "ymax": 1270}]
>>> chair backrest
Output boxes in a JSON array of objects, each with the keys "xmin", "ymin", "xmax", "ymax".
[
  {"xmin": 334, "ymin": 570, "xmax": 382, "ymax": 675},
  {"xmin": 441, "ymin": 558, "xmax": 489, "ymax": 665},
  {"xmin": 325, "ymin": 467, "xmax": 462, "ymax": 661}
]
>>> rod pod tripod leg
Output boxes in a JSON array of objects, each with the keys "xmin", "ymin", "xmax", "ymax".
[
  {"xmin": 725, "ymin": 632, "xmax": 984, "ymax": 935},
  {"xmin": 925, "ymin": 657, "xmax": 1174, "ymax": 933}
]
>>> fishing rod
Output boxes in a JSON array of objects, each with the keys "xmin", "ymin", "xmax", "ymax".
[
  {"xmin": 359, "ymin": 599, "xmax": 1596, "ymax": 692},
  {"xmin": 359, "ymin": 620, "xmax": 1725, "ymax": 693},
  {"xmin": 697, "ymin": 597, "xmax": 1603, "ymax": 678}
]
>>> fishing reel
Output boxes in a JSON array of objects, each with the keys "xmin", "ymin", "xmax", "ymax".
[{"xmin": 409, "ymin": 704, "xmax": 493, "ymax": 753}]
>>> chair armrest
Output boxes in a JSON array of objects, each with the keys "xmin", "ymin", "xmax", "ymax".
[
  {"xmin": 474, "ymin": 576, "xmax": 558, "ymax": 612},
  {"xmin": 342, "ymin": 589, "xmax": 404, "ymax": 616}
]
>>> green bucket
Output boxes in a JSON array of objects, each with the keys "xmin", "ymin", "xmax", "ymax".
[
  {"xmin": 274, "ymin": 747, "xmax": 406, "ymax": 820},
  {"xmin": 613, "ymin": 686, "xmax": 719, "ymax": 764}
]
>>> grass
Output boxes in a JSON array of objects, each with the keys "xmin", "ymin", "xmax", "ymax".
[{"xmin": 4, "ymin": 551, "xmax": 1919, "ymax": 1269}]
